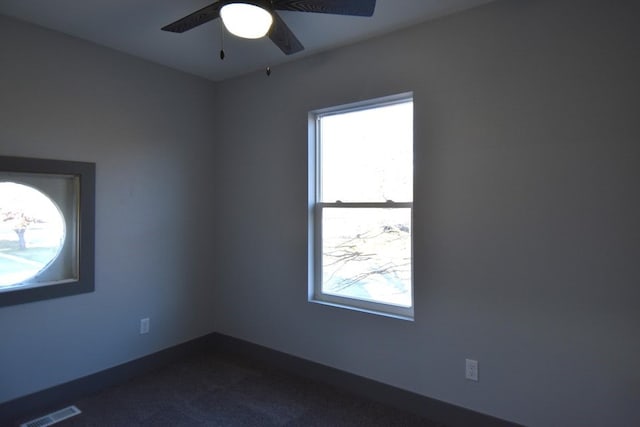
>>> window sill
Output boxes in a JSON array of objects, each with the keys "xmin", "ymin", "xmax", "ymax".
[{"xmin": 309, "ymin": 298, "xmax": 414, "ymax": 322}]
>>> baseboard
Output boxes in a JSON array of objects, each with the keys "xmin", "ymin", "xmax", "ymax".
[
  {"xmin": 212, "ymin": 333, "xmax": 522, "ymax": 427},
  {"xmin": 0, "ymin": 333, "xmax": 217, "ymax": 426},
  {"xmin": 1, "ymin": 332, "xmax": 521, "ymax": 427}
]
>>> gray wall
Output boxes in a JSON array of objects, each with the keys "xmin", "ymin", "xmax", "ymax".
[
  {"xmin": 211, "ymin": 1, "xmax": 640, "ymax": 426},
  {"xmin": 1, "ymin": 0, "xmax": 639, "ymax": 426},
  {"xmin": 0, "ymin": 16, "xmax": 218, "ymax": 403}
]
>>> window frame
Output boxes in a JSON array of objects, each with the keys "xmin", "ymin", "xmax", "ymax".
[
  {"xmin": 0, "ymin": 156, "xmax": 95, "ymax": 307},
  {"xmin": 308, "ymin": 93, "xmax": 414, "ymax": 320}
]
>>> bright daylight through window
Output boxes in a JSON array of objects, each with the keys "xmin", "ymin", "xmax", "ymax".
[
  {"xmin": 0, "ymin": 182, "xmax": 66, "ymax": 289},
  {"xmin": 309, "ymin": 93, "xmax": 413, "ymax": 319}
]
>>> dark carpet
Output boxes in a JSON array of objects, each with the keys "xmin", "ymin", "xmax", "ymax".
[{"xmin": 16, "ymin": 349, "xmax": 445, "ymax": 426}]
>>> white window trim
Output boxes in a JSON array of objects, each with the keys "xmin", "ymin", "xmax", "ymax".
[{"xmin": 308, "ymin": 93, "xmax": 414, "ymax": 320}]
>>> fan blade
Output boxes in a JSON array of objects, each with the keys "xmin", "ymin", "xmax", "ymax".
[
  {"xmin": 162, "ymin": 2, "xmax": 222, "ymax": 33},
  {"xmin": 272, "ymin": 0, "xmax": 376, "ymax": 16},
  {"xmin": 269, "ymin": 12, "xmax": 304, "ymax": 55}
]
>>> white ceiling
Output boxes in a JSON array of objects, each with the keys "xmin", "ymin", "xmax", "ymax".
[{"xmin": 0, "ymin": 0, "xmax": 495, "ymax": 82}]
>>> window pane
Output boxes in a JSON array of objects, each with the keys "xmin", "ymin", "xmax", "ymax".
[
  {"xmin": 321, "ymin": 207, "xmax": 411, "ymax": 307},
  {"xmin": 320, "ymin": 101, "xmax": 413, "ymax": 202},
  {"xmin": 0, "ymin": 182, "xmax": 65, "ymax": 289}
]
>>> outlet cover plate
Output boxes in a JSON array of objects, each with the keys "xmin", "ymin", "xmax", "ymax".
[
  {"xmin": 140, "ymin": 318, "xmax": 150, "ymax": 334},
  {"xmin": 465, "ymin": 358, "xmax": 478, "ymax": 381}
]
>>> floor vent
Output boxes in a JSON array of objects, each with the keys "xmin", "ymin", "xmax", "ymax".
[{"xmin": 20, "ymin": 405, "xmax": 81, "ymax": 427}]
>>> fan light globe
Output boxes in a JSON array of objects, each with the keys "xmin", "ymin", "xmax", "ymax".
[{"xmin": 220, "ymin": 2, "xmax": 274, "ymax": 39}]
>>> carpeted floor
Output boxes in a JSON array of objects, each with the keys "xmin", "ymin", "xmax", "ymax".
[{"xmin": 16, "ymin": 350, "xmax": 445, "ymax": 426}]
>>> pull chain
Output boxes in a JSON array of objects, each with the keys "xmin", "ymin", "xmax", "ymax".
[{"xmin": 219, "ymin": 20, "xmax": 225, "ymax": 60}]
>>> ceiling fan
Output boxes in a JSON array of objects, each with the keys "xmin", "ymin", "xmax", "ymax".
[{"xmin": 162, "ymin": 0, "xmax": 377, "ymax": 55}]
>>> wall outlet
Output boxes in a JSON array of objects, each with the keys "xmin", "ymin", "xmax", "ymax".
[
  {"xmin": 140, "ymin": 317, "xmax": 150, "ymax": 334},
  {"xmin": 465, "ymin": 358, "xmax": 478, "ymax": 381}
]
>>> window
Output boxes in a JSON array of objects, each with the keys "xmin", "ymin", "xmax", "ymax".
[
  {"xmin": 0, "ymin": 182, "xmax": 66, "ymax": 287},
  {"xmin": 309, "ymin": 93, "xmax": 414, "ymax": 319},
  {"xmin": 0, "ymin": 156, "xmax": 95, "ymax": 307}
]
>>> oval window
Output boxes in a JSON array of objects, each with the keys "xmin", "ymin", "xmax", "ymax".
[{"xmin": 0, "ymin": 182, "xmax": 66, "ymax": 288}]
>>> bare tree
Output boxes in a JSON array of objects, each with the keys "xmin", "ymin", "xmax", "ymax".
[
  {"xmin": 323, "ymin": 223, "xmax": 411, "ymax": 293},
  {"xmin": 0, "ymin": 209, "xmax": 41, "ymax": 250}
]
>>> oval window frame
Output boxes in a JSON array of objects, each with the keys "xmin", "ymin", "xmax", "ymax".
[{"xmin": 0, "ymin": 156, "xmax": 95, "ymax": 307}]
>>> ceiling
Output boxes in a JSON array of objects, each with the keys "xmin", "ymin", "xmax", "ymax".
[{"xmin": 0, "ymin": 0, "xmax": 494, "ymax": 82}]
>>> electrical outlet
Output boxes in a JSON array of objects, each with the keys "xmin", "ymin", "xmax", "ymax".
[
  {"xmin": 465, "ymin": 358, "xmax": 478, "ymax": 381},
  {"xmin": 140, "ymin": 318, "xmax": 150, "ymax": 334}
]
